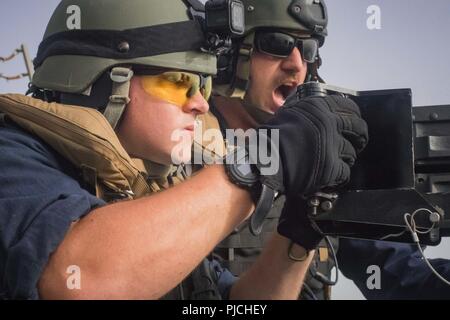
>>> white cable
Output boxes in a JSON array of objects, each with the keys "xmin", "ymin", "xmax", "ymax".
[
  {"xmin": 416, "ymin": 244, "xmax": 450, "ymax": 286},
  {"xmin": 380, "ymin": 208, "xmax": 435, "ymax": 241},
  {"xmin": 380, "ymin": 230, "xmax": 407, "ymax": 241},
  {"xmin": 404, "ymin": 209, "xmax": 450, "ymax": 287}
]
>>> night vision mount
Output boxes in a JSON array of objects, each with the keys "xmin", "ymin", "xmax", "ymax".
[
  {"xmin": 205, "ymin": 0, "xmax": 245, "ymax": 37},
  {"xmin": 186, "ymin": 0, "xmax": 245, "ymax": 55}
]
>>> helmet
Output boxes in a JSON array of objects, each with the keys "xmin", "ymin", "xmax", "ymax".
[
  {"xmin": 243, "ymin": 0, "xmax": 328, "ymax": 46},
  {"xmin": 214, "ymin": 0, "xmax": 328, "ymax": 99},
  {"xmin": 31, "ymin": 0, "xmax": 217, "ymax": 128},
  {"xmin": 32, "ymin": 0, "xmax": 216, "ymax": 94}
]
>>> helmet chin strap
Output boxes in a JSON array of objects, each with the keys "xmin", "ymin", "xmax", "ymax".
[
  {"xmin": 306, "ymin": 55, "xmax": 325, "ymax": 83},
  {"xmin": 241, "ymin": 58, "xmax": 325, "ymax": 126},
  {"xmin": 103, "ymin": 67, "xmax": 134, "ymax": 130},
  {"xmin": 213, "ymin": 33, "xmax": 255, "ymax": 99},
  {"xmin": 214, "ymin": 31, "xmax": 325, "ymax": 124}
]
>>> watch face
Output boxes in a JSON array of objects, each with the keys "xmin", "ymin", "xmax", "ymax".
[
  {"xmin": 232, "ymin": 162, "xmax": 259, "ymax": 187},
  {"xmin": 237, "ymin": 163, "xmax": 252, "ymax": 176}
]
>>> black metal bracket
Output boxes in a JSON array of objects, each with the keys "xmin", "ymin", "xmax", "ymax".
[{"xmin": 297, "ymin": 83, "xmax": 450, "ymax": 246}]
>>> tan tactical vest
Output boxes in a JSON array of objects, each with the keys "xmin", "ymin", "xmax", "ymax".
[{"xmin": 0, "ymin": 93, "xmax": 225, "ymax": 299}]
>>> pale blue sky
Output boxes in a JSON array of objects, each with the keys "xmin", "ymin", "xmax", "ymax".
[{"xmin": 1, "ymin": 0, "xmax": 449, "ymax": 300}]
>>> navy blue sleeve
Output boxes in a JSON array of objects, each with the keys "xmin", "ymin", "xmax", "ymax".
[
  {"xmin": 0, "ymin": 124, "xmax": 106, "ymax": 299},
  {"xmin": 338, "ymin": 238, "xmax": 450, "ymax": 299},
  {"xmin": 209, "ymin": 259, "xmax": 237, "ymax": 300}
]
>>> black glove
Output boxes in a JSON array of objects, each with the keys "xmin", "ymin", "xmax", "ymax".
[
  {"xmin": 257, "ymin": 95, "xmax": 368, "ymax": 248},
  {"xmin": 278, "ymin": 196, "xmax": 323, "ymax": 251},
  {"xmin": 226, "ymin": 95, "xmax": 368, "ymax": 237},
  {"xmin": 257, "ymin": 95, "xmax": 368, "ymax": 197}
]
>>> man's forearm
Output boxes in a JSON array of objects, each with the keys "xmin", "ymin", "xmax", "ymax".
[
  {"xmin": 39, "ymin": 165, "xmax": 254, "ymax": 299},
  {"xmin": 229, "ymin": 233, "xmax": 314, "ymax": 300}
]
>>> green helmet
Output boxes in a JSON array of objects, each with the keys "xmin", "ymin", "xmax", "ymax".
[
  {"xmin": 32, "ymin": 0, "xmax": 217, "ymax": 94},
  {"xmin": 243, "ymin": 0, "xmax": 328, "ymax": 46},
  {"xmin": 214, "ymin": 0, "xmax": 328, "ymax": 99}
]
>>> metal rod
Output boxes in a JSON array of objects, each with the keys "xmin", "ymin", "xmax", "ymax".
[{"xmin": 20, "ymin": 44, "xmax": 34, "ymax": 81}]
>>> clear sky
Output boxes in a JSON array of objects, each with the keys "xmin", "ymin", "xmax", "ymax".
[{"xmin": 1, "ymin": 0, "xmax": 449, "ymax": 300}]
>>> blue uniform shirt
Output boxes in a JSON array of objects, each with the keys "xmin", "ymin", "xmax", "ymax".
[
  {"xmin": 0, "ymin": 121, "xmax": 236, "ymax": 299},
  {"xmin": 338, "ymin": 238, "xmax": 450, "ymax": 299},
  {"xmin": 0, "ymin": 122, "xmax": 106, "ymax": 299}
]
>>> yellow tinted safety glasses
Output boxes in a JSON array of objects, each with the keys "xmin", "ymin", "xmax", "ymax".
[{"xmin": 141, "ymin": 71, "xmax": 212, "ymax": 108}]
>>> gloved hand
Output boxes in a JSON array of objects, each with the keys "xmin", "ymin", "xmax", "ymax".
[
  {"xmin": 257, "ymin": 95, "xmax": 369, "ymax": 249},
  {"xmin": 257, "ymin": 95, "xmax": 368, "ymax": 197},
  {"xmin": 278, "ymin": 196, "xmax": 323, "ymax": 251}
]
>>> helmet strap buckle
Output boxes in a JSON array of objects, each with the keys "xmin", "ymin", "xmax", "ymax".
[
  {"xmin": 110, "ymin": 67, "xmax": 134, "ymax": 83},
  {"xmin": 103, "ymin": 67, "xmax": 134, "ymax": 130}
]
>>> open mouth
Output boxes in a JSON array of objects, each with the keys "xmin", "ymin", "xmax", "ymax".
[{"xmin": 273, "ymin": 83, "xmax": 298, "ymax": 110}]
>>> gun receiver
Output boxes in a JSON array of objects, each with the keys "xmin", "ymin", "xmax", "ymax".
[{"xmin": 295, "ymin": 82, "xmax": 450, "ymax": 245}]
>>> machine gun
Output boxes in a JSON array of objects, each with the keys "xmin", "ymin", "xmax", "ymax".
[{"xmin": 294, "ymin": 82, "xmax": 450, "ymax": 246}]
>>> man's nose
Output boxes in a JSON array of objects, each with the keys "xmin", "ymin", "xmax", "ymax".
[
  {"xmin": 280, "ymin": 47, "xmax": 305, "ymax": 74},
  {"xmin": 183, "ymin": 91, "xmax": 209, "ymax": 115}
]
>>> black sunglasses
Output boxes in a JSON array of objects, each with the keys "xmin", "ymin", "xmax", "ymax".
[{"xmin": 255, "ymin": 31, "xmax": 319, "ymax": 63}]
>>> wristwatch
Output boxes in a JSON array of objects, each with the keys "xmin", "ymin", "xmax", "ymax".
[
  {"xmin": 224, "ymin": 146, "xmax": 276, "ymax": 236},
  {"xmin": 224, "ymin": 146, "xmax": 261, "ymax": 203}
]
